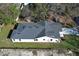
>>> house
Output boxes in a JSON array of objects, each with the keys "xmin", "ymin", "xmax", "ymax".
[{"xmin": 10, "ymin": 20, "xmax": 63, "ymax": 42}]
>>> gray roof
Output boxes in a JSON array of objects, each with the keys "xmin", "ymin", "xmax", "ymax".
[{"xmin": 11, "ymin": 20, "xmax": 62, "ymax": 39}]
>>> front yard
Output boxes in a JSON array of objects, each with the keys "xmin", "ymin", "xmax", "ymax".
[
  {"xmin": 0, "ymin": 24, "xmax": 14, "ymax": 48},
  {"xmin": 0, "ymin": 24, "xmax": 79, "ymax": 51},
  {"xmin": 0, "ymin": 24, "xmax": 59, "ymax": 48}
]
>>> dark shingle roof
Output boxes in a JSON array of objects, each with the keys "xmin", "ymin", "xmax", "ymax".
[
  {"xmin": 11, "ymin": 20, "xmax": 62, "ymax": 39},
  {"xmin": 45, "ymin": 21, "xmax": 62, "ymax": 38}
]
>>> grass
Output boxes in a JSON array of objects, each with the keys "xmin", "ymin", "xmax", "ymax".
[
  {"xmin": 60, "ymin": 35, "xmax": 79, "ymax": 51},
  {"xmin": 0, "ymin": 24, "xmax": 79, "ymax": 50},
  {"xmin": 0, "ymin": 24, "xmax": 14, "ymax": 48}
]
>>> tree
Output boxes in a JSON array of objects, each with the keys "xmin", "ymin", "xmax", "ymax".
[
  {"xmin": 0, "ymin": 4, "xmax": 20, "ymax": 25},
  {"xmin": 28, "ymin": 3, "xmax": 49, "ymax": 22}
]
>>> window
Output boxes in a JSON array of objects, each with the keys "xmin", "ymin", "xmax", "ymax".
[
  {"xmin": 19, "ymin": 39, "xmax": 21, "ymax": 41},
  {"xmin": 43, "ymin": 39, "xmax": 45, "ymax": 41},
  {"xmin": 34, "ymin": 39, "xmax": 38, "ymax": 41},
  {"xmin": 50, "ymin": 39, "xmax": 52, "ymax": 41}
]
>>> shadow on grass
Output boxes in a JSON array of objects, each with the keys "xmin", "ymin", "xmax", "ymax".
[
  {"xmin": 7, "ymin": 23, "xmax": 18, "ymax": 39},
  {"xmin": 7, "ymin": 30, "xmax": 13, "ymax": 38},
  {"xmin": 13, "ymin": 23, "xmax": 18, "ymax": 29}
]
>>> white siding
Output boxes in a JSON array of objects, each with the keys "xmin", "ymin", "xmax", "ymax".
[
  {"xmin": 12, "ymin": 39, "xmax": 34, "ymax": 42},
  {"xmin": 59, "ymin": 32, "xmax": 64, "ymax": 37},
  {"xmin": 36, "ymin": 36, "xmax": 60, "ymax": 42},
  {"xmin": 11, "ymin": 39, "xmax": 19, "ymax": 42},
  {"xmin": 12, "ymin": 36, "xmax": 60, "ymax": 43}
]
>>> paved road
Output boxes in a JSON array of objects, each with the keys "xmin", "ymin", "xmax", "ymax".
[{"xmin": 0, "ymin": 49, "xmax": 76, "ymax": 56}]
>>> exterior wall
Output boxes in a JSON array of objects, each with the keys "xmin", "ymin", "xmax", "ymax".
[
  {"xmin": 11, "ymin": 39, "xmax": 34, "ymax": 42},
  {"xmin": 36, "ymin": 36, "xmax": 60, "ymax": 42},
  {"xmin": 12, "ymin": 36, "xmax": 60, "ymax": 43},
  {"xmin": 59, "ymin": 32, "xmax": 64, "ymax": 37}
]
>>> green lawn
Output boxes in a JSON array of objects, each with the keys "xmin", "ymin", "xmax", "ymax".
[
  {"xmin": 0, "ymin": 24, "xmax": 79, "ymax": 50},
  {"xmin": 0, "ymin": 24, "xmax": 14, "ymax": 48}
]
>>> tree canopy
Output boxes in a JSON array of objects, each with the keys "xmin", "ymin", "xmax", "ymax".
[
  {"xmin": 0, "ymin": 4, "xmax": 20, "ymax": 25},
  {"xmin": 28, "ymin": 3, "xmax": 49, "ymax": 22}
]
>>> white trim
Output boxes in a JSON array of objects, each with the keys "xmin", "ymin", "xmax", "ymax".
[{"xmin": 12, "ymin": 36, "xmax": 60, "ymax": 43}]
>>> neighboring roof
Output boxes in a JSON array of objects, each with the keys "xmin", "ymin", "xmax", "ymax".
[{"xmin": 11, "ymin": 20, "xmax": 62, "ymax": 39}]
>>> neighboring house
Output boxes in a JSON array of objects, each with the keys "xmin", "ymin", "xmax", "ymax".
[{"xmin": 10, "ymin": 20, "xmax": 62, "ymax": 42}]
